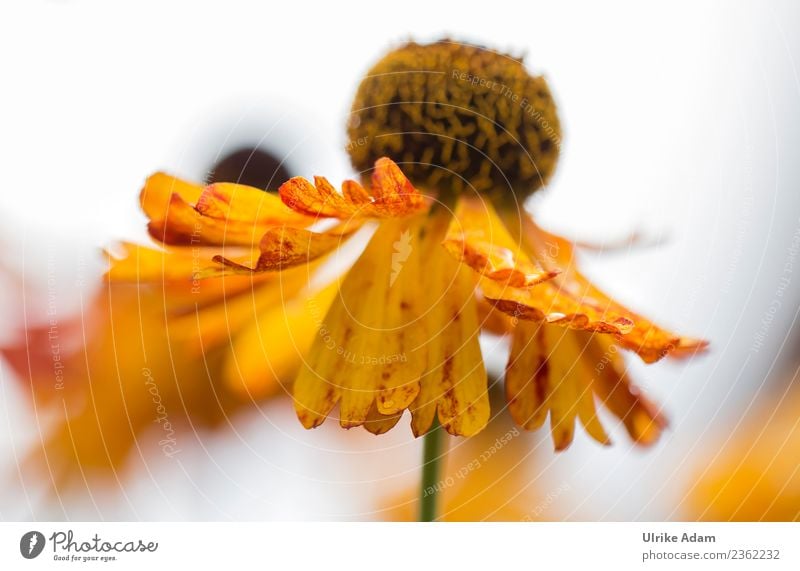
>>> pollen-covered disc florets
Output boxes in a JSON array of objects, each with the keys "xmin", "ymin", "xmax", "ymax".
[{"xmin": 347, "ymin": 40, "xmax": 561, "ymax": 200}]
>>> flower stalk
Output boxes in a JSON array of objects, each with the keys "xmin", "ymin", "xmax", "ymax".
[{"xmin": 419, "ymin": 420, "xmax": 445, "ymax": 522}]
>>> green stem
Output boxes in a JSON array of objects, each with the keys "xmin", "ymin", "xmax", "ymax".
[{"xmin": 419, "ymin": 421, "xmax": 445, "ymax": 522}]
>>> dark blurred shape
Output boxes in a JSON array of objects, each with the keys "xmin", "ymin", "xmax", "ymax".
[{"xmin": 207, "ymin": 147, "xmax": 292, "ymax": 190}]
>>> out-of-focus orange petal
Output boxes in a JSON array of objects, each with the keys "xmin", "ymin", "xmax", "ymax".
[
  {"xmin": 140, "ymin": 172, "xmax": 204, "ymax": 222},
  {"xmin": 279, "ymin": 158, "xmax": 427, "ymax": 220},
  {"xmin": 142, "ymin": 173, "xmax": 311, "ymax": 248},
  {"xmin": 104, "ymin": 242, "xmax": 271, "ymax": 307},
  {"xmin": 222, "ymin": 283, "xmax": 338, "ymax": 400},
  {"xmin": 0, "ymin": 284, "xmax": 256, "ymax": 485},
  {"xmin": 685, "ymin": 387, "xmax": 800, "ymax": 521},
  {"xmin": 443, "ymin": 196, "xmax": 558, "ymax": 287}
]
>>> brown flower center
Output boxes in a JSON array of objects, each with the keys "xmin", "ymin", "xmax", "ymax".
[{"xmin": 347, "ymin": 40, "xmax": 561, "ymax": 202}]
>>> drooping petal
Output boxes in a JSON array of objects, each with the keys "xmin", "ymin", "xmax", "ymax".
[
  {"xmin": 279, "ymin": 157, "xmax": 427, "ymax": 219},
  {"xmin": 585, "ymin": 334, "xmax": 668, "ymax": 445},
  {"xmin": 506, "ymin": 322, "xmax": 652, "ymax": 449},
  {"xmin": 484, "ymin": 212, "xmax": 707, "ymax": 363},
  {"xmin": 410, "ymin": 211, "xmax": 490, "ymax": 437},
  {"xmin": 482, "ymin": 276, "xmax": 636, "ymax": 334},
  {"xmin": 443, "ymin": 196, "xmax": 558, "ymax": 287},
  {"xmin": 363, "ymin": 403, "xmax": 404, "ymax": 435},
  {"xmin": 292, "ymin": 217, "xmax": 428, "ymax": 430}
]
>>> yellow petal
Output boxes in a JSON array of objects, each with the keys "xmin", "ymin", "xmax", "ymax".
[
  {"xmin": 143, "ymin": 175, "xmax": 310, "ymax": 248},
  {"xmin": 293, "ymin": 217, "xmax": 428, "ymax": 430},
  {"xmin": 505, "ymin": 320, "xmax": 549, "ymax": 431},
  {"xmin": 410, "ymin": 211, "xmax": 489, "ymax": 437},
  {"xmin": 140, "ymin": 172, "xmax": 204, "ymax": 222},
  {"xmin": 506, "ymin": 323, "xmax": 615, "ymax": 449}
]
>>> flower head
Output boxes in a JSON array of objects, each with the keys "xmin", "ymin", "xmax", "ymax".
[{"xmin": 128, "ymin": 40, "xmax": 707, "ymax": 449}]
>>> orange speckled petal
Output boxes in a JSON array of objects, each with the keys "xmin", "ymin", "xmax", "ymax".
[
  {"xmin": 443, "ymin": 196, "xmax": 558, "ymax": 287},
  {"xmin": 410, "ymin": 211, "xmax": 490, "ymax": 437},
  {"xmin": 485, "ymin": 213, "xmax": 708, "ymax": 363},
  {"xmin": 507, "ymin": 322, "xmax": 658, "ymax": 449},
  {"xmin": 481, "ymin": 277, "xmax": 635, "ymax": 335},
  {"xmin": 292, "ymin": 217, "xmax": 427, "ymax": 430},
  {"xmin": 279, "ymin": 157, "xmax": 427, "ymax": 220},
  {"xmin": 210, "ymin": 222, "xmax": 359, "ymax": 274}
]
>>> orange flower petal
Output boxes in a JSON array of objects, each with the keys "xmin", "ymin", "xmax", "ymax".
[
  {"xmin": 443, "ymin": 196, "xmax": 558, "ymax": 287},
  {"xmin": 482, "ymin": 277, "xmax": 635, "ymax": 335},
  {"xmin": 279, "ymin": 157, "xmax": 427, "ymax": 219},
  {"xmin": 194, "ymin": 181, "xmax": 311, "ymax": 226},
  {"xmin": 222, "ymin": 283, "xmax": 337, "ymax": 400},
  {"xmin": 506, "ymin": 322, "xmax": 660, "ymax": 449},
  {"xmin": 586, "ymin": 334, "xmax": 668, "ymax": 445},
  {"xmin": 140, "ymin": 172, "xmax": 204, "ymax": 222},
  {"xmin": 484, "ymin": 213, "xmax": 708, "ymax": 363}
]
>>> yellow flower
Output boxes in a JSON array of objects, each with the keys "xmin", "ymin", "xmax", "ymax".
[{"xmin": 130, "ymin": 41, "xmax": 706, "ymax": 449}]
